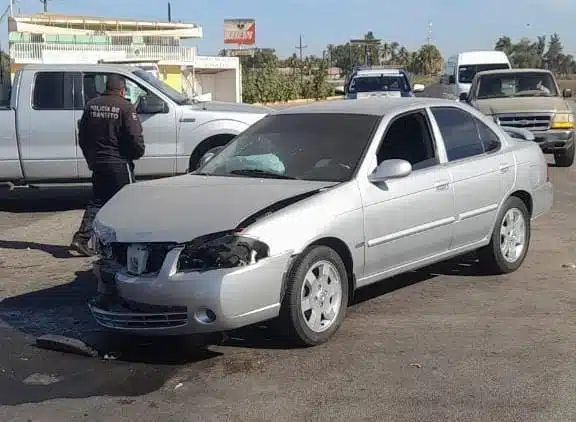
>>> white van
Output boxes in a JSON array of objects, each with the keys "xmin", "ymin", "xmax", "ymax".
[{"xmin": 441, "ymin": 51, "xmax": 511, "ymax": 99}]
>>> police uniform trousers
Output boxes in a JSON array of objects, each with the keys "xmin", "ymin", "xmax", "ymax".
[{"xmin": 73, "ymin": 162, "xmax": 135, "ymax": 243}]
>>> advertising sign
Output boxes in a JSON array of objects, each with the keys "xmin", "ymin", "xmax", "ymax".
[{"xmin": 224, "ymin": 19, "xmax": 256, "ymax": 45}]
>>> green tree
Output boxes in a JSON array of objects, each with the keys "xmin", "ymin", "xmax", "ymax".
[{"xmin": 494, "ymin": 33, "xmax": 575, "ymax": 74}]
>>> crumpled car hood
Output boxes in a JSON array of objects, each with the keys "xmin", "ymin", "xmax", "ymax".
[
  {"xmin": 475, "ymin": 96, "xmax": 572, "ymax": 115},
  {"xmin": 95, "ymin": 175, "xmax": 337, "ymax": 243}
]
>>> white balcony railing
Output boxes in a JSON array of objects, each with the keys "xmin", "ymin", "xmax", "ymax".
[{"xmin": 10, "ymin": 42, "xmax": 196, "ymax": 64}]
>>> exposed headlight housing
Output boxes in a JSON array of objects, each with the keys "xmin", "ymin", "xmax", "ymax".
[
  {"xmin": 93, "ymin": 220, "xmax": 117, "ymax": 244},
  {"xmin": 551, "ymin": 112, "xmax": 574, "ymax": 129},
  {"xmin": 177, "ymin": 232, "xmax": 269, "ymax": 272}
]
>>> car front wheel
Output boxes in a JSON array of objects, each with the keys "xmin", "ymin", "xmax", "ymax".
[
  {"xmin": 280, "ymin": 246, "xmax": 349, "ymax": 346},
  {"xmin": 478, "ymin": 196, "xmax": 531, "ymax": 274}
]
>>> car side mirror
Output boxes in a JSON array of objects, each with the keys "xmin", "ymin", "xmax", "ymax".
[
  {"xmin": 563, "ymin": 88, "xmax": 573, "ymax": 98},
  {"xmin": 413, "ymin": 83, "xmax": 425, "ymax": 93},
  {"xmin": 198, "ymin": 152, "xmax": 215, "ymax": 168},
  {"xmin": 449, "ymin": 75, "xmax": 455, "ymax": 84},
  {"xmin": 368, "ymin": 159, "xmax": 412, "ymax": 183},
  {"xmin": 137, "ymin": 94, "xmax": 168, "ymax": 114},
  {"xmin": 459, "ymin": 92, "xmax": 469, "ymax": 102}
]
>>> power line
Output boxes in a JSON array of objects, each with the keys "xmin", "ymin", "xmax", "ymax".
[
  {"xmin": 295, "ymin": 34, "xmax": 307, "ymax": 88},
  {"xmin": 295, "ymin": 34, "xmax": 307, "ymax": 61}
]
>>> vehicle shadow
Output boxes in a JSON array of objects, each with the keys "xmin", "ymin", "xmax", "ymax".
[
  {"xmin": 0, "ymin": 269, "xmax": 222, "ymax": 366},
  {"xmin": 0, "ymin": 239, "xmax": 76, "ymax": 258},
  {"xmin": 0, "ymin": 186, "xmax": 91, "ymax": 213}
]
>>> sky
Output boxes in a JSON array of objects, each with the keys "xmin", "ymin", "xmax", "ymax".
[{"xmin": 2, "ymin": 0, "xmax": 576, "ymax": 58}]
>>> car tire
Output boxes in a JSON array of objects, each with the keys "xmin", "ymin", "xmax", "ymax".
[
  {"xmin": 554, "ymin": 141, "xmax": 575, "ymax": 167},
  {"xmin": 478, "ymin": 196, "xmax": 531, "ymax": 274},
  {"xmin": 279, "ymin": 246, "xmax": 349, "ymax": 347}
]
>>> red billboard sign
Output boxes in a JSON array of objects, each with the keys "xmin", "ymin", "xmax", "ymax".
[{"xmin": 224, "ymin": 19, "xmax": 256, "ymax": 45}]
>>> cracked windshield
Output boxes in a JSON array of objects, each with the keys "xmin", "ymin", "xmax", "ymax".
[{"xmin": 0, "ymin": 0, "xmax": 574, "ymax": 420}]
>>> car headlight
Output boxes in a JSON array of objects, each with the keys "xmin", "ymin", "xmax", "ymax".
[
  {"xmin": 551, "ymin": 112, "xmax": 574, "ymax": 129},
  {"xmin": 177, "ymin": 232, "xmax": 269, "ymax": 272}
]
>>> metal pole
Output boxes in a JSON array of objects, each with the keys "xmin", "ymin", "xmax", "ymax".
[{"xmin": 167, "ymin": 2, "xmax": 172, "ymax": 22}]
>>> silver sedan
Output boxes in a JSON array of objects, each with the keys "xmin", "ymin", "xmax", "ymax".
[{"xmin": 89, "ymin": 97, "xmax": 553, "ymax": 346}]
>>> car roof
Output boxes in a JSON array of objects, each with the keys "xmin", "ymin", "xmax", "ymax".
[
  {"xmin": 475, "ymin": 68, "xmax": 553, "ymax": 77},
  {"xmin": 19, "ymin": 63, "xmax": 138, "ymax": 73},
  {"xmin": 273, "ymin": 97, "xmax": 459, "ymax": 116}
]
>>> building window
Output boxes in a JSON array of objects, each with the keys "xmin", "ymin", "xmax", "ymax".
[
  {"xmin": 144, "ymin": 36, "xmax": 178, "ymax": 46},
  {"xmin": 111, "ymin": 36, "xmax": 133, "ymax": 45}
]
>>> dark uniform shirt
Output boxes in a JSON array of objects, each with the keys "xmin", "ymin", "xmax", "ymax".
[{"xmin": 78, "ymin": 92, "xmax": 145, "ymax": 169}]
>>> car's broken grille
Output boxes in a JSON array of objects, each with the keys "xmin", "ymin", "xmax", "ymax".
[
  {"xmin": 109, "ymin": 242, "xmax": 176, "ymax": 274},
  {"xmin": 496, "ymin": 113, "xmax": 552, "ymax": 131}
]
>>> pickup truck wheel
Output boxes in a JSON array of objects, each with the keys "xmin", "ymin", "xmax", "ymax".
[
  {"xmin": 478, "ymin": 196, "xmax": 531, "ymax": 275},
  {"xmin": 279, "ymin": 246, "xmax": 348, "ymax": 347},
  {"xmin": 554, "ymin": 141, "xmax": 575, "ymax": 167},
  {"xmin": 188, "ymin": 135, "xmax": 234, "ymax": 172}
]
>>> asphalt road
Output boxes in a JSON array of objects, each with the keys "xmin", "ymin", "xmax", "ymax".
[{"xmin": 1, "ymin": 85, "xmax": 575, "ymax": 421}]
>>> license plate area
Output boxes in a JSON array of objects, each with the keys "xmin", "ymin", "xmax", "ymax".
[{"xmin": 127, "ymin": 244, "xmax": 149, "ymax": 275}]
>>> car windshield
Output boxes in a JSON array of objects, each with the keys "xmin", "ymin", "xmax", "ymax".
[
  {"xmin": 132, "ymin": 69, "xmax": 189, "ymax": 105},
  {"xmin": 458, "ymin": 63, "xmax": 509, "ymax": 84},
  {"xmin": 196, "ymin": 113, "xmax": 381, "ymax": 182},
  {"xmin": 476, "ymin": 72, "xmax": 559, "ymax": 99},
  {"xmin": 349, "ymin": 75, "xmax": 408, "ymax": 93}
]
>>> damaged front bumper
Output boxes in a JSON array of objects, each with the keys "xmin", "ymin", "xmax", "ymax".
[{"xmin": 88, "ymin": 249, "xmax": 293, "ymax": 336}]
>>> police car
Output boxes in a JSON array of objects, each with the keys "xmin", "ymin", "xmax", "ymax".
[{"xmin": 344, "ymin": 66, "xmax": 425, "ymax": 100}]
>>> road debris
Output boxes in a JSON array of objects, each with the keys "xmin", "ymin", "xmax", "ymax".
[
  {"xmin": 36, "ymin": 334, "xmax": 98, "ymax": 358},
  {"xmin": 408, "ymin": 363, "xmax": 423, "ymax": 369},
  {"xmin": 561, "ymin": 263, "xmax": 576, "ymax": 269}
]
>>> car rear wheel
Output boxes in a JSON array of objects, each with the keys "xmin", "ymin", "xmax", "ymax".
[
  {"xmin": 478, "ymin": 196, "xmax": 531, "ymax": 274},
  {"xmin": 554, "ymin": 141, "xmax": 575, "ymax": 167},
  {"xmin": 280, "ymin": 246, "xmax": 349, "ymax": 346}
]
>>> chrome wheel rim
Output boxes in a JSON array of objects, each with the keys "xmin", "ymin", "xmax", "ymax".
[
  {"xmin": 500, "ymin": 208, "xmax": 527, "ymax": 263},
  {"xmin": 300, "ymin": 260, "xmax": 342, "ymax": 333}
]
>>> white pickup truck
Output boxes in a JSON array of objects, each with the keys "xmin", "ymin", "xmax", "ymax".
[{"xmin": 0, "ymin": 64, "xmax": 269, "ymax": 189}]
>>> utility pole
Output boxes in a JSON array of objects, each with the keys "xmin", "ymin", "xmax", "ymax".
[
  {"xmin": 167, "ymin": 2, "xmax": 172, "ymax": 22},
  {"xmin": 295, "ymin": 34, "xmax": 307, "ymax": 88},
  {"xmin": 41, "ymin": 0, "xmax": 48, "ymax": 12}
]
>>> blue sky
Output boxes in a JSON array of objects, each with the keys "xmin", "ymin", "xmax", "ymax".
[{"xmin": 2, "ymin": 0, "xmax": 576, "ymax": 58}]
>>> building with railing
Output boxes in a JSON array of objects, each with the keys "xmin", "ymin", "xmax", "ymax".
[{"xmin": 7, "ymin": 13, "xmax": 241, "ymax": 102}]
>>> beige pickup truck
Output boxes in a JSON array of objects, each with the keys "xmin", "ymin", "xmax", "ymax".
[{"xmin": 461, "ymin": 68, "xmax": 575, "ymax": 167}]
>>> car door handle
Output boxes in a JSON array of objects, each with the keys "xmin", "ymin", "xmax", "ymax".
[
  {"xmin": 499, "ymin": 163, "xmax": 511, "ymax": 173},
  {"xmin": 434, "ymin": 180, "xmax": 450, "ymax": 191}
]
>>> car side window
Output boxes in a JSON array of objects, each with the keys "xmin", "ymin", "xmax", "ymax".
[
  {"xmin": 431, "ymin": 107, "xmax": 485, "ymax": 161},
  {"xmin": 376, "ymin": 110, "xmax": 438, "ymax": 171},
  {"xmin": 82, "ymin": 72, "xmax": 149, "ymax": 105},
  {"xmin": 82, "ymin": 72, "xmax": 166, "ymax": 115},
  {"xmin": 475, "ymin": 118, "xmax": 501, "ymax": 153},
  {"xmin": 32, "ymin": 72, "xmax": 74, "ymax": 110}
]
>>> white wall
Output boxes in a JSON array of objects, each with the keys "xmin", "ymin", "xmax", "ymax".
[{"xmin": 183, "ymin": 69, "xmax": 239, "ymax": 102}]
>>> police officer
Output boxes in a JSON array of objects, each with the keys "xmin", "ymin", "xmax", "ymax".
[{"xmin": 70, "ymin": 74, "xmax": 145, "ymax": 256}]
